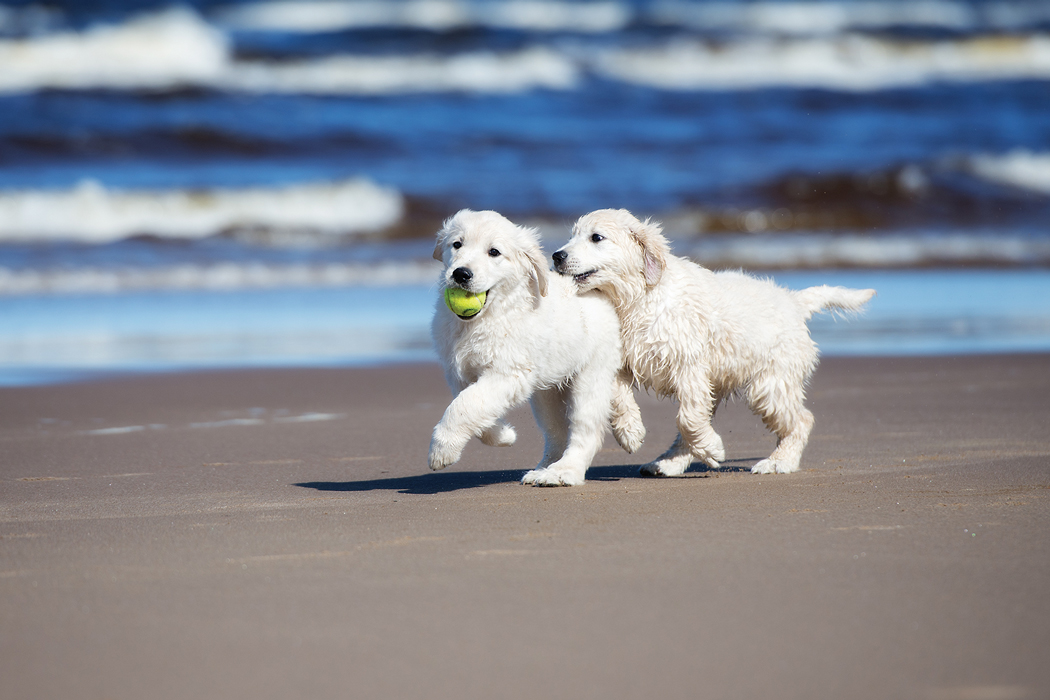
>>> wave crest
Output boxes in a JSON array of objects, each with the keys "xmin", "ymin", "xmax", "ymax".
[
  {"xmin": 217, "ymin": 0, "xmax": 630, "ymax": 33},
  {"xmin": 0, "ymin": 179, "xmax": 405, "ymax": 243},
  {"xmin": 5, "ymin": 8, "xmax": 1050, "ymax": 95},
  {"xmin": 967, "ymin": 150, "xmax": 1050, "ymax": 195},
  {"xmin": 594, "ymin": 34, "xmax": 1050, "ymax": 91}
]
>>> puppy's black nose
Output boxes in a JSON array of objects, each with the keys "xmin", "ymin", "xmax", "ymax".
[
  {"xmin": 451, "ymin": 267, "xmax": 473, "ymax": 285},
  {"xmin": 552, "ymin": 250, "xmax": 567, "ymax": 266}
]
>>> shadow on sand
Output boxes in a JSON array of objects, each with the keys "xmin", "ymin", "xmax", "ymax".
[{"xmin": 295, "ymin": 459, "xmax": 757, "ymax": 495}]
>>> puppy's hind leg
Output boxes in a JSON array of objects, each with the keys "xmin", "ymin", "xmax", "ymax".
[
  {"xmin": 749, "ymin": 379, "xmax": 813, "ymax": 475},
  {"xmin": 524, "ymin": 364, "xmax": 613, "ymax": 487},
  {"xmin": 641, "ymin": 374, "xmax": 724, "ymax": 477},
  {"xmin": 525, "ymin": 386, "xmax": 570, "ymax": 471},
  {"xmin": 640, "ymin": 432, "xmax": 693, "ymax": 477},
  {"xmin": 610, "ymin": 369, "xmax": 645, "ymax": 454}
]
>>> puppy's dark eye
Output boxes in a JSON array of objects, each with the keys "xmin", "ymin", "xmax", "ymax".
[
  {"xmin": 590, "ymin": 233, "xmax": 604, "ymax": 243},
  {"xmin": 488, "ymin": 248, "xmax": 501, "ymax": 257},
  {"xmin": 452, "ymin": 241, "xmax": 462, "ymax": 249}
]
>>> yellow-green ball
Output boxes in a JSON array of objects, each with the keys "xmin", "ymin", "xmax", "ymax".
[{"xmin": 444, "ymin": 287, "xmax": 486, "ymax": 317}]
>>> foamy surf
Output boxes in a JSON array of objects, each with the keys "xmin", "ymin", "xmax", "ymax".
[
  {"xmin": 224, "ymin": 46, "xmax": 579, "ymax": 94},
  {"xmin": 0, "ymin": 260, "xmax": 442, "ymax": 295},
  {"xmin": 685, "ymin": 232, "xmax": 1050, "ymax": 269},
  {"xmin": 0, "ymin": 8, "xmax": 228, "ymax": 93},
  {"xmin": 647, "ymin": 0, "xmax": 1050, "ymax": 35},
  {"xmin": 216, "ymin": 0, "xmax": 631, "ymax": 33},
  {"xmin": 0, "ymin": 8, "xmax": 578, "ymax": 95},
  {"xmin": 0, "ymin": 178, "xmax": 405, "ymax": 243},
  {"xmin": 967, "ymin": 150, "xmax": 1050, "ymax": 195},
  {"xmin": 4, "ymin": 8, "xmax": 1050, "ymax": 95},
  {"xmin": 216, "ymin": 0, "xmax": 1050, "ymax": 36},
  {"xmin": 594, "ymin": 34, "xmax": 1050, "ymax": 91}
]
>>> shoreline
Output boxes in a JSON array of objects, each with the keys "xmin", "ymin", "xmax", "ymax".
[{"xmin": 2, "ymin": 354, "xmax": 1049, "ymax": 699}]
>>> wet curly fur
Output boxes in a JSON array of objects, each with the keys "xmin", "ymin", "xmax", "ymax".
[{"xmin": 553, "ymin": 208, "xmax": 874, "ymax": 476}]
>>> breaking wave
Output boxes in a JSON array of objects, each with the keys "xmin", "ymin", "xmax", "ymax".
[
  {"xmin": 0, "ymin": 178, "xmax": 405, "ymax": 243},
  {"xmin": 685, "ymin": 231, "xmax": 1050, "ymax": 269},
  {"xmin": 216, "ymin": 0, "xmax": 631, "ymax": 33},
  {"xmin": 3, "ymin": 8, "xmax": 1050, "ymax": 95},
  {"xmin": 966, "ymin": 150, "xmax": 1050, "ymax": 195},
  {"xmin": 0, "ymin": 8, "xmax": 577, "ymax": 94},
  {"xmin": 594, "ymin": 33, "xmax": 1050, "ymax": 91},
  {"xmin": 0, "ymin": 260, "xmax": 441, "ymax": 295},
  {"xmin": 0, "ymin": 9, "xmax": 229, "ymax": 93},
  {"xmin": 223, "ymin": 46, "xmax": 578, "ymax": 94},
  {"xmin": 217, "ymin": 0, "xmax": 1050, "ymax": 36},
  {"xmin": 647, "ymin": 0, "xmax": 1050, "ymax": 36}
]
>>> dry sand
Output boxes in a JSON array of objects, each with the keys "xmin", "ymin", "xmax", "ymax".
[{"xmin": 1, "ymin": 355, "xmax": 1048, "ymax": 700}]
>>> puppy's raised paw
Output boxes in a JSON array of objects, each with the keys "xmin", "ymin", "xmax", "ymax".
[
  {"xmin": 479, "ymin": 422, "xmax": 517, "ymax": 447},
  {"xmin": 612, "ymin": 417, "xmax": 645, "ymax": 454},
  {"xmin": 428, "ymin": 439, "xmax": 461, "ymax": 472}
]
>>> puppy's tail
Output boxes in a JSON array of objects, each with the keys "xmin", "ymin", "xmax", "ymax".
[{"xmin": 794, "ymin": 286, "xmax": 876, "ymax": 321}]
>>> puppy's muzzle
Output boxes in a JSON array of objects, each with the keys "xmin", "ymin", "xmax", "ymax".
[
  {"xmin": 551, "ymin": 249, "xmax": 568, "ymax": 270},
  {"xmin": 451, "ymin": 267, "xmax": 473, "ymax": 286}
]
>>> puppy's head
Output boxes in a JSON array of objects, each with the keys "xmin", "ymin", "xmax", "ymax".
[
  {"xmin": 552, "ymin": 209, "xmax": 668, "ymax": 304},
  {"xmin": 433, "ymin": 209, "xmax": 548, "ymax": 320}
]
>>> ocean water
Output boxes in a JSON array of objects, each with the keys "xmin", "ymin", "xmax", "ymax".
[{"xmin": 1, "ymin": 0, "xmax": 1049, "ymax": 384}]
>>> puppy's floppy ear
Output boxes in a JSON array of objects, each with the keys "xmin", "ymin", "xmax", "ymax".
[
  {"xmin": 523, "ymin": 243, "xmax": 549, "ymax": 299},
  {"xmin": 432, "ymin": 236, "xmax": 444, "ymax": 262},
  {"xmin": 628, "ymin": 213, "xmax": 668, "ymax": 287}
]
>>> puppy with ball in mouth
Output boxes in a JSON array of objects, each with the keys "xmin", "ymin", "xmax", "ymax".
[{"xmin": 429, "ymin": 209, "xmax": 645, "ymax": 486}]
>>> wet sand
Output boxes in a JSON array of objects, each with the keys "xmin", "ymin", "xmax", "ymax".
[{"xmin": 1, "ymin": 355, "xmax": 1048, "ymax": 700}]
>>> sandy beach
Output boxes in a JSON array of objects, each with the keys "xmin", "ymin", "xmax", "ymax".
[{"xmin": 1, "ymin": 354, "xmax": 1048, "ymax": 699}]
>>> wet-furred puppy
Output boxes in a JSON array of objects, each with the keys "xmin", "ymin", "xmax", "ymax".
[
  {"xmin": 553, "ymin": 208, "xmax": 875, "ymax": 476},
  {"xmin": 430, "ymin": 209, "xmax": 645, "ymax": 486}
]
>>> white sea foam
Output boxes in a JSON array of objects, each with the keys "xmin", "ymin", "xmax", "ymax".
[
  {"xmin": 0, "ymin": 260, "xmax": 442, "ymax": 295},
  {"xmin": 224, "ymin": 46, "xmax": 578, "ymax": 94},
  {"xmin": 4, "ymin": 8, "xmax": 1050, "ymax": 95},
  {"xmin": 0, "ymin": 178, "xmax": 404, "ymax": 243},
  {"xmin": 647, "ymin": 1, "xmax": 1050, "ymax": 35},
  {"xmin": 0, "ymin": 8, "xmax": 228, "ymax": 93},
  {"xmin": 967, "ymin": 150, "xmax": 1050, "ymax": 195},
  {"xmin": 216, "ymin": 0, "xmax": 630, "ymax": 33},
  {"xmin": 216, "ymin": 0, "xmax": 1050, "ymax": 36},
  {"xmin": 0, "ymin": 9, "xmax": 578, "ymax": 94},
  {"xmin": 686, "ymin": 232, "xmax": 1050, "ymax": 269},
  {"xmin": 2, "ymin": 7, "xmax": 1050, "ymax": 96},
  {"xmin": 593, "ymin": 34, "xmax": 1050, "ymax": 91}
]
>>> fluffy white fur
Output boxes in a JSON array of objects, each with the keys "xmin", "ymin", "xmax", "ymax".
[
  {"xmin": 553, "ymin": 208, "xmax": 875, "ymax": 476},
  {"xmin": 429, "ymin": 209, "xmax": 645, "ymax": 486}
]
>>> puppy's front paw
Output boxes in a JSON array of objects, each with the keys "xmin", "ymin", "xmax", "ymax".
[
  {"xmin": 522, "ymin": 467, "xmax": 583, "ymax": 487},
  {"xmin": 428, "ymin": 438, "xmax": 461, "ymax": 471},
  {"xmin": 751, "ymin": 458, "xmax": 799, "ymax": 474},
  {"xmin": 480, "ymin": 422, "xmax": 517, "ymax": 447}
]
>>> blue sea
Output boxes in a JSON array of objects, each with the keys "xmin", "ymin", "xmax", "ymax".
[{"xmin": 1, "ymin": 0, "xmax": 1049, "ymax": 385}]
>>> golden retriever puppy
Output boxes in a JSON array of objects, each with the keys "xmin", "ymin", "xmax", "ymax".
[
  {"xmin": 552, "ymin": 208, "xmax": 874, "ymax": 475},
  {"xmin": 430, "ymin": 209, "xmax": 644, "ymax": 486}
]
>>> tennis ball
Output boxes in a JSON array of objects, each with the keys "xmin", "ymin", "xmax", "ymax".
[{"xmin": 444, "ymin": 287, "xmax": 486, "ymax": 317}]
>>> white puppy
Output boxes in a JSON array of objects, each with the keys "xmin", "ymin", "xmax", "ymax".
[
  {"xmin": 553, "ymin": 208, "xmax": 875, "ymax": 476},
  {"xmin": 429, "ymin": 209, "xmax": 645, "ymax": 486}
]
